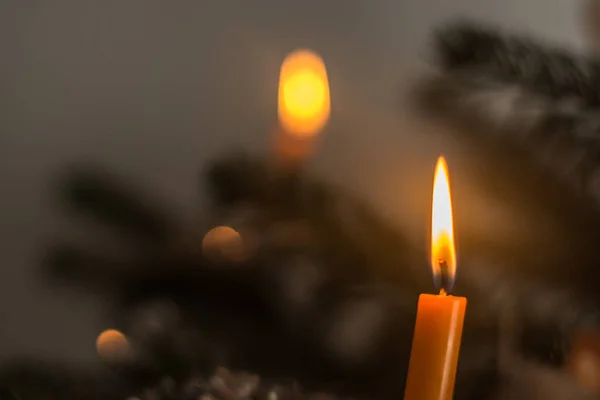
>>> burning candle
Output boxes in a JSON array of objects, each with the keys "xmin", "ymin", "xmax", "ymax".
[
  {"xmin": 275, "ymin": 49, "xmax": 330, "ymax": 163},
  {"xmin": 404, "ymin": 156, "xmax": 467, "ymax": 400}
]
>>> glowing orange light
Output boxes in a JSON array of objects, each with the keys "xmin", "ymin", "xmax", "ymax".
[
  {"xmin": 431, "ymin": 156, "xmax": 457, "ymax": 290},
  {"xmin": 96, "ymin": 329, "xmax": 129, "ymax": 362},
  {"xmin": 278, "ymin": 49, "xmax": 330, "ymax": 138},
  {"xmin": 202, "ymin": 226, "xmax": 245, "ymax": 262},
  {"xmin": 568, "ymin": 331, "xmax": 600, "ymax": 393}
]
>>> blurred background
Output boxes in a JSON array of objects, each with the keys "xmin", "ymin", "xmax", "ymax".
[{"xmin": 0, "ymin": 1, "xmax": 598, "ymax": 397}]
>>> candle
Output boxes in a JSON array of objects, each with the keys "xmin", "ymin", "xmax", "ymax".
[
  {"xmin": 404, "ymin": 156, "xmax": 467, "ymax": 400},
  {"xmin": 275, "ymin": 49, "xmax": 330, "ymax": 163}
]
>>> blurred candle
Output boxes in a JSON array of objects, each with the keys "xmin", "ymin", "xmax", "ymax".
[
  {"xmin": 404, "ymin": 157, "xmax": 467, "ymax": 400},
  {"xmin": 275, "ymin": 49, "xmax": 330, "ymax": 163}
]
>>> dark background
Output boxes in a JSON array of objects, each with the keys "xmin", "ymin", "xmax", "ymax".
[{"xmin": 0, "ymin": 0, "xmax": 585, "ymax": 370}]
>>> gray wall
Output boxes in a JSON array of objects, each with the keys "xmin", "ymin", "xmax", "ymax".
[{"xmin": 0, "ymin": 0, "xmax": 587, "ymax": 368}]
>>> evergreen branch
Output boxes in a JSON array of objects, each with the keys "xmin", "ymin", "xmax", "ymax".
[
  {"xmin": 425, "ymin": 21, "xmax": 600, "ymax": 218},
  {"xmin": 434, "ymin": 20, "xmax": 600, "ymax": 105}
]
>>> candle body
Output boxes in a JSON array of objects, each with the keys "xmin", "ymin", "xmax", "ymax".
[{"xmin": 404, "ymin": 294, "xmax": 467, "ymax": 400}]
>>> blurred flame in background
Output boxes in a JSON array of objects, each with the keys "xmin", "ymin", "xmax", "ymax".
[
  {"xmin": 275, "ymin": 49, "xmax": 330, "ymax": 164},
  {"xmin": 278, "ymin": 49, "xmax": 330, "ymax": 138}
]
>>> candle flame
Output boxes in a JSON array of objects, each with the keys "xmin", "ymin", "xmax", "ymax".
[
  {"xmin": 278, "ymin": 49, "xmax": 330, "ymax": 138},
  {"xmin": 431, "ymin": 156, "xmax": 457, "ymax": 292}
]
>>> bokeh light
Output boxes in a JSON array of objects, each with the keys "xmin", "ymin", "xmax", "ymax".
[
  {"xmin": 278, "ymin": 49, "xmax": 330, "ymax": 138},
  {"xmin": 202, "ymin": 226, "xmax": 246, "ymax": 262},
  {"xmin": 96, "ymin": 329, "xmax": 130, "ymax": 363}
]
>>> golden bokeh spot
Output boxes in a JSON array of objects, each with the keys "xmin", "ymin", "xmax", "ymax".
[
  {"xmin": 283, "ymin": 71, "xmax": 327, "ymax": 119},
  {"xmin": 278, "ymin": 49, "xmax": 330, "ymax": 138},
  {"xmin": 96, "ymin": 329, "xmax": 129, "ymax": 363},
  {"xmin": 202, "ymin": 226, "xmax": 246, "ymax": 262}
]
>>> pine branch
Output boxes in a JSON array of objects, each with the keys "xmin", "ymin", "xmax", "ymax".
[
  {"xmin": 58, "ymin": 167, "xmax": 180, "ymax": 245},
  {"xmin": 434, "ymin": 20, "xmax": 600, "ymax": 104}
]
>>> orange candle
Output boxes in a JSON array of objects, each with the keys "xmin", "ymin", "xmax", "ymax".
[
  {"xmin": 275, "ymin": 49, "xmax": 330, "ymax": 164},
  {"xmin": 404, "ymin": 156, "xmax": 467, "ymax": 400}
]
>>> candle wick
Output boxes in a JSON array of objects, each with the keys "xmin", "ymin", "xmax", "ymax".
[{"xmin": 437, "ymin": 258, "xmax": 452, "ymax": 295}]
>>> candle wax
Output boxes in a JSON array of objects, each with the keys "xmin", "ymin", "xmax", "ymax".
[{"xmin": 404, "ymin": 293, "xmax": 467, "ymax": 400}]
